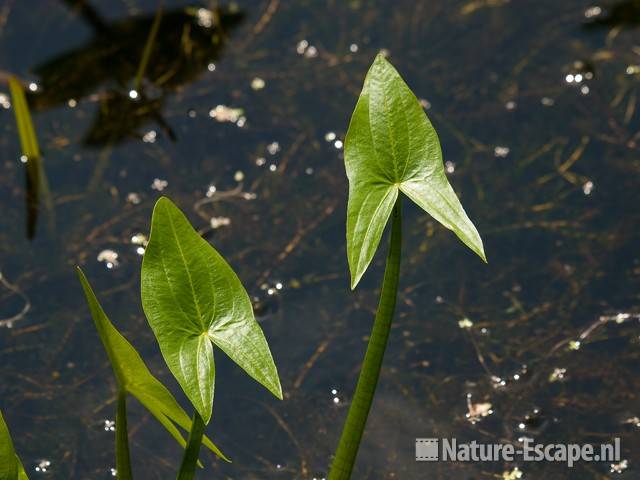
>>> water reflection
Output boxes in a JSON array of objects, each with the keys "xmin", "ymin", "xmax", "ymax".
[{"xmin": 30, "ymin": 1, "xmax": 244, "ymax": 145}]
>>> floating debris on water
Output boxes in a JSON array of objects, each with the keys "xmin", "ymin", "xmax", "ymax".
[
  {"xmin": 419, "ymin": 98, "xmax": 432, "ymax": 110},
  {"xmin": 256, "ymin": 157, "xmax": 266, "ymax": 167},
  {"xmin": 610, "ymin": 459, "xmax": 628, "ymax": 474},
  {"xmin": 296, "ymin": 39, "xmax": 318, "ymax": 58},
  {"xmin": 207, "ymin": 63, "xmax": 216, "ymax": 72},
  {"xmin": 541, "ymin": 97, "xmax": 555, "ymax": 106},
  {"xmin": 103, "ymin": 419, "xmax": 115, "ymax": 432},
  {"xmin": 151, "ymin": 178, "xmax": 168, "ymax": 191},
  {"xmin": 324, "ymin": 132, "xmax": 336, "ymax": 142},
  {"xmin": 305, "ymin": 167, "xmax": 314, "ymax": 175},
  {"xmin": 458, "ymin": 317, "xmax": 473, "ymax": 329},
  {"xmin": 502, "ymin": 467, "xmax": 523, "ymax": 480},
  {"xmin": 131, "ymin": 233, "xmax": 148, "ymax": 255},
  {"xmin": 334, "ymin": 139, "xmax": 343, "ymax": 149},
  {"xmin": 128, "ymin": 89, "xmax": 138, "ymax": 100},
  {"xmin": 126, "ymin": 192, "xmax": 141, "ymax": 205},
  {"xmin": 505, "ymin": 100, "xmax": 517, "ymax": 111},
  {"xmin": 0, "ymin": 93, "xmax": 10, "ymax": 109},
  {"xmin": 445, "ymin": 161, "xmax": 456, "ymax": 173},
  {"xmin": 234, "ymin": 170, "xmax": 244, "ymax": 182},
  {"xmin": 142, "ymin": 130, "xmax": 157, "ymax": 143},
  {"xmin": 34, "ymin": 459, "xmax": 51, "ymax": 473},
  {"xmin": 568, "ymin": 340, "xmax": 581, "ymax": 350},
  {"xmin": 210, "ymin": 217, "xmax": 231, "ymax": 229},
  {"xmin": 623, "ymin": 416, "xmax": 640, "ymax": 428},
  {"xmin": 67, "ymin": 98, "xmax": 77, "ymax": 108},
  {"xmin": 195, "ymin": 8, "xmax": 215, "ymax": 28},
  {"xmin": 97, "ymin": 250, "xmax": 119, "ymax": 269},
  {"xmin": 494, "ymin": 146, "xmax": 510, "ymax": 157},
  {"xmin": 267, "ymin": 141, "xmax": 280, "ymax": 155},
  {"xmin": 28, "ymin": 82, "xmax": 38, "ymax": 92},
  {"xmin": 349, "ymin": 43, "xmax": 359, "ymax": 53},
  {"xmin": 491, "ymin": 375, "xmax": 507, "ymax": 388},
  {"xmin": 582, "ymin": 180, "xmax": 594, "ymax": 195},
  {"xmin": 584, "ymin": 6, "xmax": 602, "ymax": 18},
  {"xmin": 110, "ymin": 468, "xmax": 117, "ymax": 477},
  {"xmin": 251, "ymin": 77, "xmax": 266, "ymax": 90},
  {"xmin": 465, "ymin": 394, "xmax": 493, "ymax": 424},
  {"xmin": 627, "ymin": 65, "xmax": 640, "ymax": 76},
  {"xmin": 549, "ymin": 367, "xmax": 567, "ymax": 382},
  {"xmin": 209, "ymin": 105, "xmax": 245, "ymax": 125}
]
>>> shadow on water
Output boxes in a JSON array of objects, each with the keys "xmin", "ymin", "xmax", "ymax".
[{"xmin": 30, "ymin": 1, "xmax": 244, "ymax": 145}]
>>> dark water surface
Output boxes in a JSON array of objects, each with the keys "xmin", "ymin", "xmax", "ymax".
[{"xmin": 1, "ymin": 0, "xmax": 639, "ymax": 478}]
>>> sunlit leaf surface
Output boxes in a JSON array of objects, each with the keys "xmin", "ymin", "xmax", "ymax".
[
  {"xmin": 345, "ymin": 54, "xmax": 486, "ymax": 288},
  {"xmin": 141, "ymin": 197, "xmax": 282, "ymax": 424},
  {"xmin": 76, "ymin": 268, "xmax": 227, "ymax": 461},
  {"xmin": 0, "ymin": 410, "xmax": 28, "ymax": 480}
]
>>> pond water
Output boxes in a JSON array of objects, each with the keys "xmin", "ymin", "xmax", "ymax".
[{"xmin": 0, "ymin": 0, "xmax": 639, "ymax": 478}]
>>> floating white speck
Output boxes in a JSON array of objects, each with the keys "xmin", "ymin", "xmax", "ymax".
[
  {"xmin": 142, "ymin": 130, "xmax": 157, "ymax": 143},
  {"xmin": 296, "ymin": 40, "xmax": 309, "ymax": 55},
  {"xmin": 256, "ymin": 157, "xmax": 266, "ymax": 166},
  {"xmin": 626, "ymin": 65, "xmax": 640, "ymax": 75},
  {"xmin": 610, "ymin": 459, "xmax": 628, "ymax": 474},
  {"xmin": 209, "ymin": 105, "xmax": 244, "ymax": 124},
  {"xmin": 349, "ymin": 43, "xmax": 359, "ymax": 53},
  {"xmin": 103, "ymin": 419, "xmax": 115, "ymax": 432},
  {"xmin": 195, "ymin": 8, "xmax": 215, "ymax": 28},
  {"xmin": 131, "ymin": 233, "xmax": 148, "ymax": 247},
  {"xmin": 305, "ymin": 167, "xmax": 314, "ymax": 175},
  {"xmin": 584, "ymin": 6, "xmax": 602, "ymax": 18},
  {"xmin": 210, "ymin": 217, "xmax": 231, "ymax": 229},
  {"xmin": 549, "ymin": 367, "xmax": 567, "ymax": 382},
  {"xmin": 419, "ymin": 98, "xmax": 431, "ymax": 110},
  {"xmin": 28, "ymin": 82, "xmax": 38, "ymax": 92},
  {"xmin": 97, "ymin": 250, "xmax": 119, "ymax": 269},
  {"xmin": 34, "ymin": 459, "xmax": 51, "ymax": 473},
  {"xmin": 580, "ymin": 85, "xmax": 590, "ymax": 95},
  {"xmin": 505, "ymin": 100, "xmax": 517, "ymax": 110},
  {"xmin": 324, "ymin": 131, "xmax": 336, "ymax": 142},
  {"xmin": 494, "ymin": 146, "xmax": 510, "ymax": 157},
  {"xmin": 207, "ymin": 63, "xmax": 216, "ymax": 72},
  {"xmin": 565, "ymin": 74, "xmax": 575, "ymax": 83},
  {"xmin": 541, "ymin": 97, "xmax": 555, "ymax": 106},
  {"xmin": 0, "ymin": 93, "xmax": 10, "ymax": 109},
  {"xmin": 269, "ymin": 164, "xmax": 277, "ymax": 172},
  {"xmin": 304, "ymin": 45, "xmax": 318, "ymax": 58},
  {"xmin": 19, "ymin": 155, "xmax": 28, "ymax": 164},
  {"xmin": 334, "ymin": 140, "xmax": 343, "ymax": 149},
  {"xmin": 458, "ymin": 318, "xmax": 473, "ymax": 329},
  {"xmin": 582, "ymin": 180, "xmax": 594, "ymax": 195},
  {"xmin": 267, "ymin": 141, "xmax": 280, "ymax": 155},
  {"xmin": 67, "ymin": 98, "xmax": 77, "ymax": 108},
  {"xmin": 128, "ymin": 89, "xmax": 138, "ymax": 99},
  {"xmin": 234, "ymin": 170, "xmax": 245, "ymax": 182},
  {"xmin": 151, "ymin": 178, "xmax": 168, "ymax": 191},
  {"xmin": 251, "ymin": 77, "xmax": 266, "ymax": 90},
  {"xmin": 126, "ymin": 192, "xmax": 141, "ymax": 205},
  {"xmin": 445, "ymin": 161, "xmax": 456, "ymax": 173}
]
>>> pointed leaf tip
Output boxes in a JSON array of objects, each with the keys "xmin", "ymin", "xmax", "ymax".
[{"xmin": 344, "ymin": 56, "xmax": 486, "ymax": 279}]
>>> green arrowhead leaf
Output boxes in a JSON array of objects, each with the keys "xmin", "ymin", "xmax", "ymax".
[
  {"xmin": 0, "ymin": 410, "xmax": 28, "ymax": 480},
  {"xmin": 345, "ymin": 55, "xmax": 486, "ymax": 288},
  {"xmin": 141, "ymin": 197, "xmax": 282, "ymax": 424},
  {"xmin": 76, "ymin": 268, "xmax": 228, "ymax": 462}
]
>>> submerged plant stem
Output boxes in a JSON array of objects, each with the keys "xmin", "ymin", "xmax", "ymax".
[
  {"xmin": 116, "ymin": 389, "xmax": 133, "ymax": 480},
  {"xmin": 176, "ymin": 411, "xmax": 206, "ymax": 480},
  {"xmin": 329, "ymin": 196, "xmax": 402, "ymax": 480}
]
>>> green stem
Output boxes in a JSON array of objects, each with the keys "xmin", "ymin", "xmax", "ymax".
[
  {"xmin": 329, "ymin": 196, "xmax": 402, "ymax": 480},
  {"xmin": 176, "ymin": 411, "xmax": 206, "ymax": 480},
  {"xmin": 116, "ymin": 389, "xmax": 133, "ymax": 480},
  {"xmin": 134, "ymin": 6, "xmax": 163, "ymax": 92}
]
